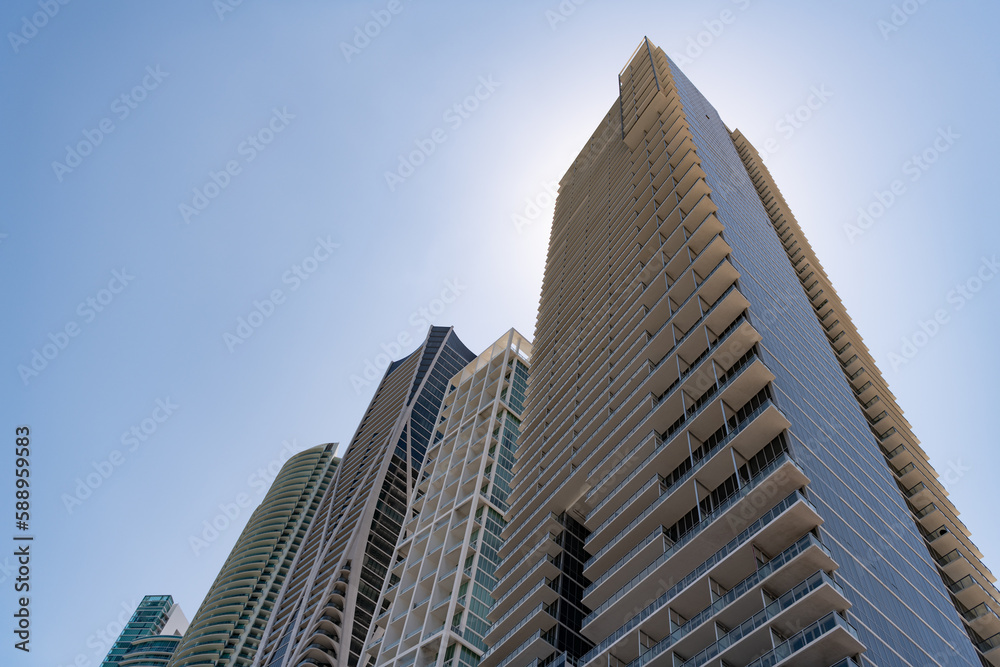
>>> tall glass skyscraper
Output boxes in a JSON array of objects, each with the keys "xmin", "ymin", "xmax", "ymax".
[
  {"xmin": 254, "ymin": 326, "xmax": 476, "ymax": 667},
  {"xmin": 101, "ymin": 595, "xmax": 188, "ymax": 667},
  {"xmin": 488, "ymin": 38, "xmax": 998, "ymax": 667}
]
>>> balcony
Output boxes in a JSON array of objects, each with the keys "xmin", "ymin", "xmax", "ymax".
[
  {"xmin": 486, "ymin": 630, "xmax": 556, "ymax": 667},
  {"xmin": 979, "ymin": 633, "xmax": 1000, "ymax": 663},
  {"xmin": 626, "ymin": 571, "xmax": 850, "ymax": 667},
  {"xmin": 741, "ymin": 612, "xmax": 863, "ymax": 667},
  {"xmin": 905, "ymin": 481, "xmax": 933, "ymax": 507},
  {"xmin": 480, "ymin": 603, "xmax": 557, "ymax": 667},
  {"xmin": 585, "ymin": 394, "xmax": 788, "ymax": 561},
  {"xmin": 581, "ymin": 532, "xmax": 839, "ymax": 667},
  {"xmin": 486, "ymin": 578, "xmax": 559, "ymax": 642},
  {"xmin": 951, "ymin": 575, "xmax": 995, "ymax": 610},
  {"xmin": 490, "ymin": 554, "xmax": 560, "ymax": 618},
  {"xmin": 512, "ymin": 284, "xmax": 746, "ymax": 511},
  {"xmin": 963, "ymin": 603, "xmax": 1000, "ymax": 641},
  {"xmin": 583, "ymin": 451, "xmax": 808, "ymax": 611},
  {"xmin": 584, "ymin": 361, "xmax": 780, "ymax": 563},
  {"xmin": 582, "ymin": 486, "xmax": 824, "ymax": 640},
  {"xmin": 892, "ymin": 461, "xmax": 923, "ymax": 489},
  {"xmin": 511, "ymin": 254, "xmax": 744, "ymax": 497},
  {"xmin": 585, "ymin": 317, "xmax": 762, "ymax": 516},
  {"xmin": 495, "ymin": 532, "xmax": 561, "ymax": 583},
  {"xmin": 925, "ymin": 525, "xmax": 961, "ymax": 558}
]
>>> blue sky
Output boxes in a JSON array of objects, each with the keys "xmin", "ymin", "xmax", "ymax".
[{"xmin": 1, "ymin": 1, "xmax": 998, "ymax": 664}]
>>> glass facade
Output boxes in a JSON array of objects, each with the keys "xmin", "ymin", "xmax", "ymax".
[
  {"xmin": 121, "ymin": 636, "xmax": 182, "ymax": 667},
  {"xmin": 102, "ymin": 596, "xmax": 184, "ymax": 667},
  {"xmin": 666, "ymin": 60, "xmax": 982, "ymax": 666}
]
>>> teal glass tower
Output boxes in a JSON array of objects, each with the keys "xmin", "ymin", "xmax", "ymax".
[{"xmin": 101, "ymin": 595, "xmax": 187, "ymax": 667}]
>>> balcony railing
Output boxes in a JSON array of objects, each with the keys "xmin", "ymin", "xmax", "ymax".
[
  {"xmin": 584, "ymin": 450, "xmax": 796, "ymax": 607},
  {"xmin": 585, "ymin": 355, "xmax": 766, "ymax": 558},
  {"xmin": 496, "ymin": 532, "xmax": 559, "ymax": 582},
  {"xmin": 582, "ymin": 531, "xmax": 830, "ymax": 665},
  {"xmin": 481, "ymin": 603, "xmax": 551, "ymax": 662},
  {"xmin": 583, "ymin": 486, "xmax": 809, "ymax": 627},
  {"xmin": 516, "ymin": 255, "xmax": 737, "ymax": 497},
  {"xmin": 586, "ymin": 314, "xmax": 752, "ymax": 509},
  {"xmin": 979, "ymin": 632, "xmax": 1000, "ymax": 652},
  {"xmin": 491, "ymin": 630, "xmax": 545, "ymax": 667},
  {"xmin": 491, "ymin": 554, "xmax": 558, "ymax": 613},
  {"xmin": 742, "ymin": 612, "xmax": 859, "ymax": 667},
  {"xmin": 490, "ymin": 578, "xmax": 557, "ymax": 633},
  {"xmin": 588, "ymin": 393, "xmax": 773, "ymax": 544},
  {"xmin": 501, "ymin": 515, "xmax": 563, "ymax": 574},
  {"xmin": 631, "ymin": 570, "xmax": 842, "ymax": 667}
]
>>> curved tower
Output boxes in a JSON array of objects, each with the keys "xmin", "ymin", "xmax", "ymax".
[{"xmin": 168, "ymin": 444, "xmax": 339, "ymax": 667}]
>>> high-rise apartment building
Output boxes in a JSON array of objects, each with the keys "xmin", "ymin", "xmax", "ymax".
[
  {"xmin": 254, "ymin": 326, "xmax": 476, "ymax": 667},
  {"xmin": 363, "ymin": 329, "xmax": 532, "ymax": 667},
  {"xmin": 118, "ymin": 635, "xmax": 183, "ymax": 667},
  {"xmin": 101, "ymin": 595, "xmax": 188, "ymax": 667},
  {"xmin": 727, "ymin": 133, "xmax": 1000, "ymax": 661},
  {"xmin": 487, "ymin": 38, "xmax": 998, "ymax": 667},
  {"xmin": 168, "ymin": 444, "xmax": 340, "ymax": 667}
]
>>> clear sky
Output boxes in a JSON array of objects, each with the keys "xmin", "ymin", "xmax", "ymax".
[{"xmin": 2, "ymin": 1, "xmax": 998, "ymax": 664}]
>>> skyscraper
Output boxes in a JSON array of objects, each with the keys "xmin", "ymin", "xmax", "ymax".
[
  {"xmin": 363, "ymin": 329, "xmax": 532, "ymax": 667},
  {"xmin": 488, "ymin": 38, "xmax": 998, "ymax": 667},
  {"xmin": 254, "ymin": 326, "xmax": 476, "ymax": 667},
  {"xmin": 118, "ymin": 635, "xmax": 184, "ymax": 667},
  {"xmin": 101, "ymin": 595, "xmax": 188, "ymax": 667},
  {"xmin": 168, "ymin": 444, "xmax": 340, "ymax": 667}
]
